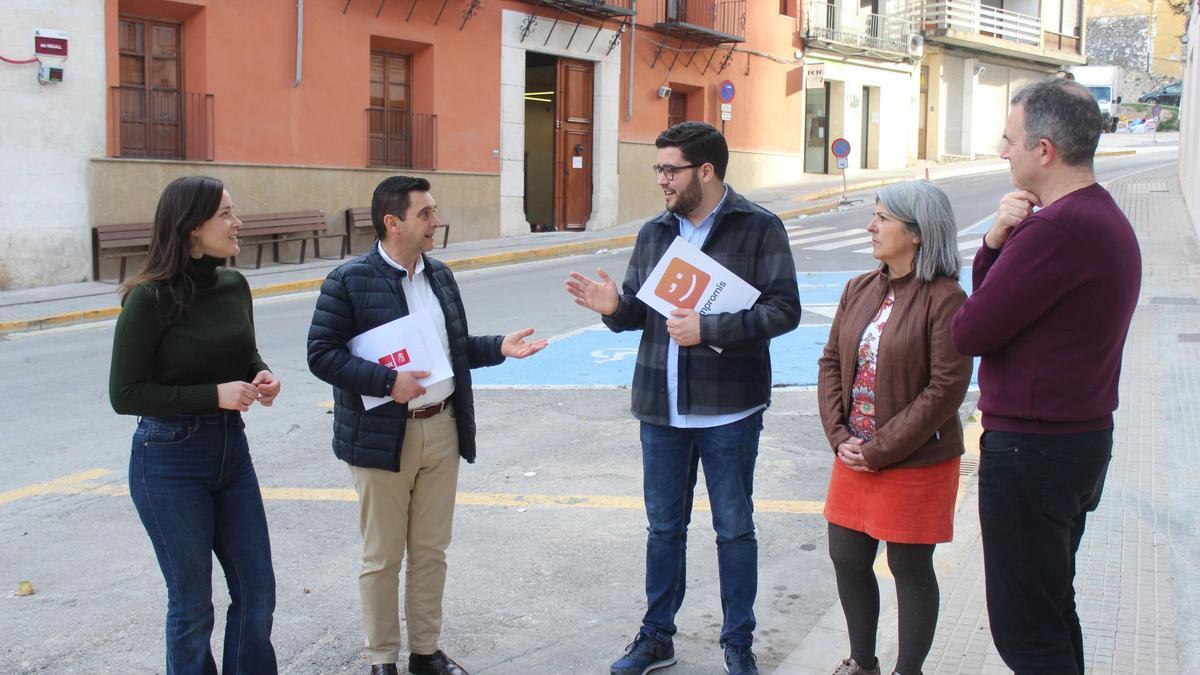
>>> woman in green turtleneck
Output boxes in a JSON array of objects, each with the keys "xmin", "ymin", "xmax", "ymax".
[{"xmin": 109, "ymin": 176, "xmax": 281, "ymax": 674}]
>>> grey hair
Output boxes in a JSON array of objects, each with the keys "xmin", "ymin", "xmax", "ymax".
[
  {"xmin": 1011, "ymin": 77, "xmax": 1102, "ymax": 167},
  {"xmin": 875, "ymin": 180, "xmax": 961, "ymax": 282}
]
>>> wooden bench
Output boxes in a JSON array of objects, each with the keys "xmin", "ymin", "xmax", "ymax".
[
  {"xmin": 232, "ymin": 210, "xmax": 346, "ymax": 269},
  {"xmin": 345, "ymin": 206, "xmax": 450, "ymax": 255},
  {"xmin": 92, "ymin": 221, "xmax": 154, "ymax": 282}
]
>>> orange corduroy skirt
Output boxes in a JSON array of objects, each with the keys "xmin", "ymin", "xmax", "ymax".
[{"xmin": 823, "ymin": 455, "xmax": 961, "ymax": 544}]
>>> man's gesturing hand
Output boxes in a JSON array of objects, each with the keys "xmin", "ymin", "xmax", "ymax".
[
  {"xmin": 501, "ymin": 328, "xmax": 548, "ymax": 359},
  {"xmin": 565, "ymin": 268, "xmax": 619, "ymax": 316}
]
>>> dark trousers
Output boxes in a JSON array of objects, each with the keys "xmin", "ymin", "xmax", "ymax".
[
  {"xmin": 639, "ymin": 411, "xmax": 763, "ymax": 649},
  {"xmin": 977, "ymin": 429, "xmax": 1112, "ymax": 675},
  {"xmin": 129, "ymin": 412, "xmax": 278, "ymax": 675}
]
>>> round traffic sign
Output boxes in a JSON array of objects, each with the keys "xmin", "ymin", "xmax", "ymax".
[
  {"xmin": 831, "ymin": 137, "xmax": 851, "ymax": 158},
  {"xmin": 719, "ymin": 80, "xmax": 735, "ymax": 103}
]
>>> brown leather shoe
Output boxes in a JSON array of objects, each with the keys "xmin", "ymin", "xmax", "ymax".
[
  {"xmin": 370, "ymin": 665, "xmax": 399, "ymax": 675},
  {"xmin": 408, "ymin": 650, "xmax": 469, "ymax": 675}
]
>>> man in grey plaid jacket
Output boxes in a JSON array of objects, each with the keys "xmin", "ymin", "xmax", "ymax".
[{"xmin": 566, "ymin": 122, "xmax": 801, "ymax": 675}]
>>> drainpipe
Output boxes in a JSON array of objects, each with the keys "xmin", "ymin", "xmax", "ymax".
[
  {"xmin": 626, "ymin": 3, "xmax": 635, "ymax": 121},
  {"xmin": 294, "ymin": 0, "xmax": 304, "ymax": 88}
]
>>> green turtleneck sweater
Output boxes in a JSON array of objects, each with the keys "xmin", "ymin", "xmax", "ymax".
[{"xmin": 109, "ymin": 256, "xmax": 270, "ymax": 416}]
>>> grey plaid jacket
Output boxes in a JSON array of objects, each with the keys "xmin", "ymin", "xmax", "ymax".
[{"xmin": 602, "ymin": 187, "xmax": 801, "ymax": 426}]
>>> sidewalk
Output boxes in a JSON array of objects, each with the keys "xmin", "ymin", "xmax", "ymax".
[
  {"xmin": 0, "ymin": 144, "xmax": 1152, "ymax": 334},
  {"xmin": 776, "ymin": 162, "xmax": 1200, "ymax": 674}
]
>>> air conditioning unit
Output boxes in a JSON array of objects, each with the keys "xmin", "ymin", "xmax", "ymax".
[{"xmin": 906, "ymin": 32, "xmax": 925, "ymax": 57}]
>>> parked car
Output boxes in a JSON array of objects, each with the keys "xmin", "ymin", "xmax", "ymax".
[{"xmin": 1138, "ymin": 83, "xmax": 1182, "ymax": 107}]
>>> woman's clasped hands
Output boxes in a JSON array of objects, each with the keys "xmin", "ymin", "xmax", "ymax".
[{"xmin": 217, "ymin": 370, "xmax": 281, "ymax": 411}]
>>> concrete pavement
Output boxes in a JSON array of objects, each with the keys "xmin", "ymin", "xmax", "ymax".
[
  {"xmin": 0, "ymin": 140, "xmax": 1168, "ymax": 335},
  {"xmin": 1, "ymin": 135, "xmax": 1192, "ymax": 673},
  {"xmin": 777, "ymin": 162, "xmax": 1199, "ymax": 674}
]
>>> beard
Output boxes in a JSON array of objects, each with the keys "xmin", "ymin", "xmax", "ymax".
[{"xmin": 665, "ymin": 172, "xmax": 703, "ymax": 216}]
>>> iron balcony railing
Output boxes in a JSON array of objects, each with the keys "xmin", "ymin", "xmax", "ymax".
[
  {"xmin": 110, "ymin": 86, "xmax": 214, "ymax": 161},
  {"xmin": 367, "ymin": 108, "xmax": 437, "ymax": 171},
  {"xmin": 656, "ymin": 0, "xmax": 747, "ymax": 42},
  {"xmin": 921, "ymin": 0, "xmax": 1041, "ymax": 47},
  {"xmin": 804, "ymin": 0, "xmax": 916, "ymax": 55},
  {"xmin": 536, "ymin": 0, "xmax": 635, "ymax": 16}
]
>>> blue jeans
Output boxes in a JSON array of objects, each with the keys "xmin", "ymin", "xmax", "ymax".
[
  {"xmin": 639, "ymin": 411, "xmax": 763, "ymax": 649},
  {"xmin": 129, "ymin": 412, "xmax": 277, "ymax": 675},
  {"xmin": 978, "ymin": 429, "xmax": 1112, "ymax": 675}
]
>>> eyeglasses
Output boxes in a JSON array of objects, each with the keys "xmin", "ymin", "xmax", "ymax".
[{"xmin": 652, "ymin": 163, "xmax": 702, "ymax": 180}]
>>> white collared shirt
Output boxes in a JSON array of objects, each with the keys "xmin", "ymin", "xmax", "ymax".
[{"xmin": 378, "ymin": 243, "xmax": 456, "ymax": 408}]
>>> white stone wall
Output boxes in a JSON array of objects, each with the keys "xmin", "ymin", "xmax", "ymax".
[
  {"xmin": 1180, "ymin": 7, "xmax": 1199, "ymax": 235},
  {"xmin": 0, "ymin": 1, "xmax": 106, "ymax": 289},
  {"xmin": 813, "ymin": 58, "xmax": 919, "ymax": 170},
  {"xmin": 968, "ymin": 62, "xmax": 1048, "ymax": 157}
]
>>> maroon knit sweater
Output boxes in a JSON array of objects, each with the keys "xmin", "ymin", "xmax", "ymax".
[{"xmin": 951, "ymin": 183, "xmax": 1142, "ymax": 434}]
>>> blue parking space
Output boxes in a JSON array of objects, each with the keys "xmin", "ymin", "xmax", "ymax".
[
  {"xmin": 474, "ymin": 324, "xmax": 834, "ymax": 387},
  {"xmin": 476, "ymin": 270, "xmax": 977, "ymax": 387}
]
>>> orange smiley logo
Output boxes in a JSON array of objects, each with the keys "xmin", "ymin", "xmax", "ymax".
[{"xmin": 654, "ymin": 258, "xmax": 711, "ymax": 309}]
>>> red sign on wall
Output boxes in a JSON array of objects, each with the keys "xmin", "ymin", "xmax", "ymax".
[{"xmin": 34, "ymin": 29, "xmax": 69, "ymax": 58}]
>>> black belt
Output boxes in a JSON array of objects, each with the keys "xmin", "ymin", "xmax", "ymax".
[{"xmin": 407, "ymin": 400, "xmax": 448, "ymax": 420}]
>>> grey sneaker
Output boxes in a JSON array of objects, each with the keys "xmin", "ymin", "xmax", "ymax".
[
  {"xmin": 833, "ymin": 657, "xmax": 881, "ymax": 675},
  {"xmin": 723, "ymin": 644, "xmax": 758, "ymax": 674},
  {"xmin": 610, "ymin": 633, "xmax": 676, "ymax": 675}
]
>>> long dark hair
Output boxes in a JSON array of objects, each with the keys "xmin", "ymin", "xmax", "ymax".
[{"xmin": 119, "ymin": 176, "xmax": 225, "ymax": 317}]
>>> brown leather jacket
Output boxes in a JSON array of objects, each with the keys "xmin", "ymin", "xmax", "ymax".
[{"xmin": 817, "ymin": 268, "xmax": 972, "ymax": 470}]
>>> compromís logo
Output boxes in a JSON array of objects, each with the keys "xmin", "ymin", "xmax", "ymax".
[{"xmin": 654, "ymin": 258, "xmax": 711, "ymax": 309}]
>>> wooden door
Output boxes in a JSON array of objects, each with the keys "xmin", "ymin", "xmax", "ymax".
[
  {"xmin": 668, "ymin": 91, "xmax": 688, "ymax": 129},
  {"xmin": 369, "ymin": 52, "xmax": 412, "ymax": 167},
  {"xmin": 118, "ymin": 17, "xmax": 182, "ymax": 159},
  {"xmin": 554, "ymin": 58, "xmax": 594, "ymax": 231}
]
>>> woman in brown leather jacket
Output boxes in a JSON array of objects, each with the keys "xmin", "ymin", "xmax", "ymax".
[{"xmin": 818, "ymin": 180, "xmax": 973, "ymax": 675}]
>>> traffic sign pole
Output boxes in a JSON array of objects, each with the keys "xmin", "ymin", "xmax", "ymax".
[
  {"xmin": 829, "ymin": 138, "xmax": 857, "ymax": 207},
  {"xmin": 718, "ymin": 81, "xmax": 735, "ymax": 136}
]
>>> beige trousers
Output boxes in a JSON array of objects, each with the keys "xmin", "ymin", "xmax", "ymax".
[{"xmin": 350, "ymin": 405, "xmax": 460, "ymax": 664}]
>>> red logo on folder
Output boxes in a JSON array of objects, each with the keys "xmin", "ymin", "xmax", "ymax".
[
  {"xmin": 654, "ymin": 258, "xmax": 710, "ymax": 309},
  {"xmin": 378, "ymin": 349, "xmax": 411, "ymax": 369}
]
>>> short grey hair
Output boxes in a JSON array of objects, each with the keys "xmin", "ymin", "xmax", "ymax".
[
  {"xmin": 876, "ymin": 180, "xmax": 960, "ymax": 282},
  {"xmin": 1011, "ymin": 77, "xmax": 1102, "ymax": 167}
]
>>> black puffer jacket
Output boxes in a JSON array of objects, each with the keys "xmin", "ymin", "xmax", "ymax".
[{"xmin": 307, "ymin": 248, "xmax": 505, "ymax": 470}]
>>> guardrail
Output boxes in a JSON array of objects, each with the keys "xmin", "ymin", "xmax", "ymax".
[
  {"xmin": 805, "ymin": 0, "xmax": 915, "ymax": 54},
  {"xmin": 922, "ymin": 0, "xmax": 1041, "ymax": 46}
]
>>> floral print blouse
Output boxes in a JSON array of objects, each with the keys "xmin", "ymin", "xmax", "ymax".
[{"xmin": 848, "ymin": 292, "xmax": 896, "ymax": 441}]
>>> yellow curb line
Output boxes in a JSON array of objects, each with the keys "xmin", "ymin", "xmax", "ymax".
[
  {"xmin": 1, "ymin": 467, "xmax": 825, "ymax": 514},
  {"xmin": 794, "ymin": 177, "xmax": 910, "ymax": 204},
  {"xmin": 0, "ymin": 235, "xmax": 640, "ymax": 334},
  {"xmin": 776, "ymin": 200, "xmax": 843, "ymax": 220},
  {"xmin": 12, "ymin": 148, "xmax": 1137, "ymax": 335}
]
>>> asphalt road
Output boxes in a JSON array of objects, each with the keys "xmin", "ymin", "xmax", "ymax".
[{"xmin": 0, "ymin": 152, "xmax": 1176, "ymax": 674}]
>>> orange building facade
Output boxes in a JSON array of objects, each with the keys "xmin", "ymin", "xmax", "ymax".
[{"xmin": 91, "ymin": 0, "xmax": 816, "ymax": 257}]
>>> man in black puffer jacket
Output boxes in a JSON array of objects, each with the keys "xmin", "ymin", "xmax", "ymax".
[{"xmin": 307, "ymin": 176, "xmax": 546, "ymax": 675}]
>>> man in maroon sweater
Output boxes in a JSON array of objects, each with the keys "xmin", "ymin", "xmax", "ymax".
[{"xmin": 951, "ymin": 78, "xmax": 1142, "ymax": 674}]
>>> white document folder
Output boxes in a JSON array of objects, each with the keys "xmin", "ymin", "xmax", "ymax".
[
  {"xmin": 635, "ymin": 236, "xmax": 762, "ymax": 351},
  {"xmin": 348, "ymin": 309, "xmax": 453, "ymax": 411}
]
